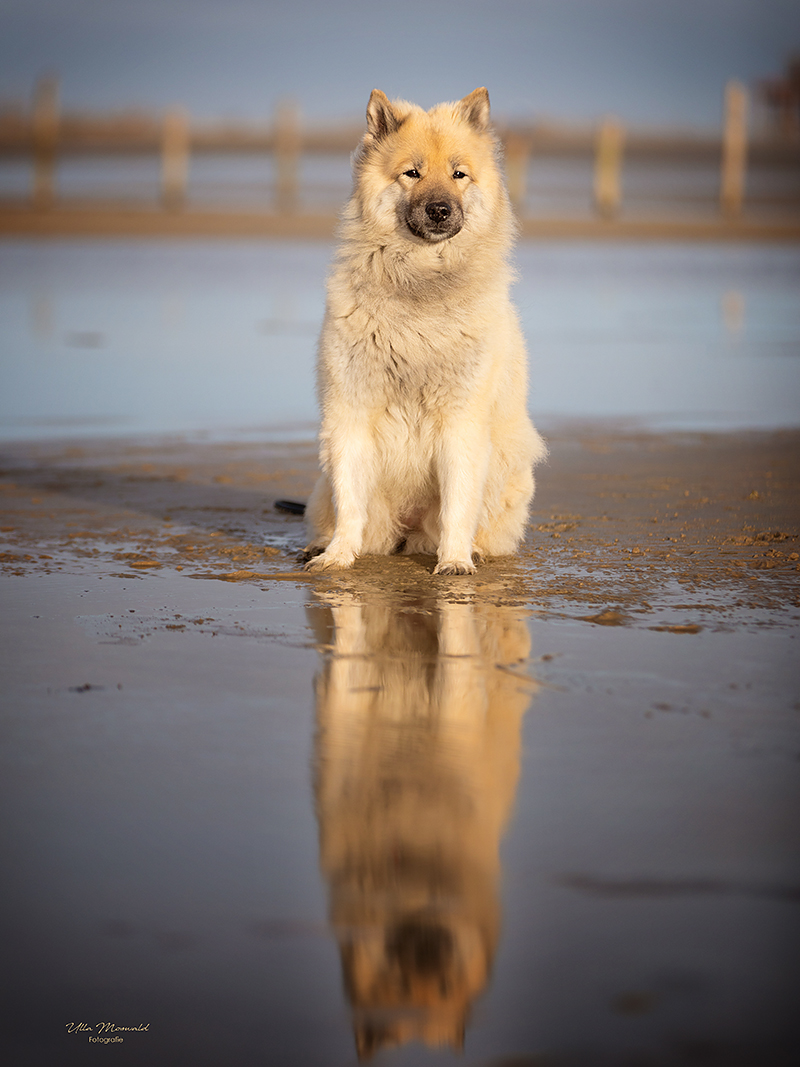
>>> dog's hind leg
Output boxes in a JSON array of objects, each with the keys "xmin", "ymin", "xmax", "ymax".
[{"xmin": 474, "ymin": 464, "xmax": 535, "ymax": 558}]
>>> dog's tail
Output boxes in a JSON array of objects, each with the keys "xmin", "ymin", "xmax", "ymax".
[{"xmin": 274, "ymin": 499, "xmax": 306, "ymax": 516}]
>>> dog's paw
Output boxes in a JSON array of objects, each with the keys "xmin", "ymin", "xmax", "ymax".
[
  {"xmin": 434, "ymin": 558, "xmax": 477, "ymax": 576},
  {"xmin": 298, "ymin": 546, "xmax": 325, "ymax": 565},
  {"xmin": 403, "ymin": 531, "xmax": 437, "ymax": 556},
  {"xmin": 304, "ymin": 549, "xmax": 356, "ymax": 572}
]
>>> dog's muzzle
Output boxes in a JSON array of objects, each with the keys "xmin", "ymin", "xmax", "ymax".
[{"xmin": 405, "ymin": 197, "xmax": 463, "ymax": 241}]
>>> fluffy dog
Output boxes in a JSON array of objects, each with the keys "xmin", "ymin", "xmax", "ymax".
[{"xmin": 304, "ymin": 87, "xmax": 546, "ymax": 575}]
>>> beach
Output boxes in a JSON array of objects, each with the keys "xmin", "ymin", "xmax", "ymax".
[
  {"xmin": 1, "ymin": 422, "xmax": 799, "ymax": 621},
  {"xmin": 2, "ymin": 421, "xmax": 798, "ymax": 1065},
  {"xmin": 3, "ymin": 0, "xmax": 800, "ymax": 1056}
]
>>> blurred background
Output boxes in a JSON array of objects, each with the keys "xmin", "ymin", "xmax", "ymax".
[{"xmin": 0, "ymin": 0, "xmax": 799, "ymax": 438}]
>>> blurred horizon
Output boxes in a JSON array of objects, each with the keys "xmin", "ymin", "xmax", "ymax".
[
  {"xmin": 1, "ymin": 0, "xmax": 798, "ymax": 129},
  {"xmin": 2, "ymin": 240, "xmax": 799, "ymax": 440}
]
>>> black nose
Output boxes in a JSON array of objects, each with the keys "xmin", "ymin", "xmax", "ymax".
[{"xmin": 425, "ymin": 201, "xmax": 451, "ymax": 223}]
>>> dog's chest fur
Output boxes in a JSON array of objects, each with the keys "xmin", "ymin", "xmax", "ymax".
[{"xmin": 323, "ymin": 260, "xmax": 497, "ymax": 409}]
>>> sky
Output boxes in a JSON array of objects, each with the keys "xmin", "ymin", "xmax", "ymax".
[{"xmin": 1, "ymin": 0, "xmax": 798, "ymax": 129}]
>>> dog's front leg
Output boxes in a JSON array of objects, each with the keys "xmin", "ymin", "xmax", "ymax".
[
  {"xmin": 434, "ymin": 426, "xmax": 490, "ymax": 576},
  {"xmin": 305, "ymin": 429, "xmax": 374, "ymax": 571}
]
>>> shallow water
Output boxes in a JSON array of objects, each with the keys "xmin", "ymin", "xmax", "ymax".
[
  {"xmin": 1, "ymin": 239, "xmax": 799, "ymax": 440},
  {"xmin": 2, "ymin": 558, "xmax": 798, "ymax": 1065}
]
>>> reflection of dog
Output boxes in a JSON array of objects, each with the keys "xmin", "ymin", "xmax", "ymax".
[
  {"xmin": 309, "ymin": 588, "xmax": 535, "ymax": 1058},
  {"xmin": 304, "ymin": 87, "xmax": 546, "ymax": 575}
]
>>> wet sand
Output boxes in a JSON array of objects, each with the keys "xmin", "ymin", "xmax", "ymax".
[
  {"xmin": 1, "ymin": 423, "xmax": 799, "ymax": 1066},
  {"xmin": 2, "ymin": 423, "xmax": 798, "ymax": 623}
]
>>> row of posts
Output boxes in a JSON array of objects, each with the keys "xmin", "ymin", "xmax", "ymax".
[
  {"xmin": 31, "ymin": 79, "xmax": 750, "ymax": 219},
  {"xmin": 31, "ymin": 80, "xmax": 302, "ymax": 213},
  {"xmin": 505, "ymin": 81, "xmax": 750, "ymax": 219},
  {"xmin": 166, "ymin": 99, "xmax": 301, "ymax": 211}
]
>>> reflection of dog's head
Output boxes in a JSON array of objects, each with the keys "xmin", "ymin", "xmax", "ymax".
[
  {"xmin": 352, "ymin": 88, "xmax": 504, "ymax": 245},
  {"xmin": 343, "ymin": 913, "xmax": 489, "ymax": 1059}
]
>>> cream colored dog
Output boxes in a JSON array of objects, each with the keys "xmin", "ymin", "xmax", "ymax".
[{"xmin": 304, "ymin": 87, "xmax": 546, "ymax": 575}]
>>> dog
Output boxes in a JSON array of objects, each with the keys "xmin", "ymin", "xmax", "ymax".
[{"xmin": 304, "ymin": 87, "xmax": 546, "ymax": 575}]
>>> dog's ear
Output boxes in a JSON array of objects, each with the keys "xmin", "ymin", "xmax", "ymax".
[
  {"xmin": 457, "ymin": 87, "xmax": 490, "ymax": 131},
  {"xmin": 366, "ymin": 89, "xmax": 400, "ymax": 140}
]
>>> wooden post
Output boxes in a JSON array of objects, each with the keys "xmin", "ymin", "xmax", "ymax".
[
  {"xmin": 161, "ymin": 107, "xmax": 190, "ymax": 210},
  {"xmin": 720, "ymin": 81, "xmax": 748, "ymax": 218},
  {"xmin": 594, "ymin": 117, "xmax": 625, "ymax": 218},
  {"xmin": 32, "ymin": 77, "xmax": 59, "ymax": 209},
  {"xmin": 274, "ymin": 100, "xmax": 300, "ymax": 213},
  {"xmin": 504, "ymin": 133, "xmax": 529, "ymax": 213}
]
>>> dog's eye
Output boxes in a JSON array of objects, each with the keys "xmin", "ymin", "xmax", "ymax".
[
  {"xmin": 403, "ymin": 169, "xmax": 420, "ymax": 179},
  {"xmin": 452, "ymin": 170, "xmax": 467, "ymax": 180}
]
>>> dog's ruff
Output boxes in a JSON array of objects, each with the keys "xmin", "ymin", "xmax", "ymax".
[{"xmin": 304, "ymin": 87, "xmax": 546, "ymax": 575}]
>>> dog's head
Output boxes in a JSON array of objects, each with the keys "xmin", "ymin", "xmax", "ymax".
[{"xmin": 354, "ymin": 88, "xmax": 500, "ymax": 244}]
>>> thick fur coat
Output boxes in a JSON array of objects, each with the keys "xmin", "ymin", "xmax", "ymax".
[{"xmin": 304, "ymin": 87, "xmax": 546, "ymax": 575}]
